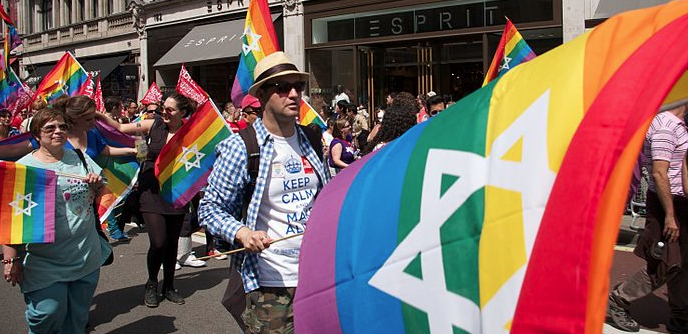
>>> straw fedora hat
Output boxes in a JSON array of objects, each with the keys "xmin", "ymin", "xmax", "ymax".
[{"xmin": 248, "ymin": 51, "xmax": 310, "ymax": 96}]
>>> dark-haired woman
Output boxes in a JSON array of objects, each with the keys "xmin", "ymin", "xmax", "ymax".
[
  {"xmin": 329, "ymin": 118, "xmax": 356, "ymax": 174},
  {"xmin": 362, "ymin": 100, "xmax": 417, "ymax": 155},
  {"xmin": 3, "ymin": 108, "xmax": 111, "ymax": 334},
  {"xmin": 97, "ymin": 92, "xmax": 196, "ymax": 307}
]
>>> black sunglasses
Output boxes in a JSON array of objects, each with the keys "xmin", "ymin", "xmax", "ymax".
[{"xmin": 266, "ymin": 81, "xmax": 306, "ymax": 94}]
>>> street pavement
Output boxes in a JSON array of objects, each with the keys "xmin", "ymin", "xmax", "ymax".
[
  {"xmin": 0, "ymin": 224, "xmax": 243, "ymax": 334},
  {"xmin": 0, "ymin": 216, "xmax": 675, "ymax": 333}
]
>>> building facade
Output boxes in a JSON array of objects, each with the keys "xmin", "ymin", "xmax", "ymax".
[{"xmin": 16, "ymin": 0, "xmax": 140, "ymax": 101}]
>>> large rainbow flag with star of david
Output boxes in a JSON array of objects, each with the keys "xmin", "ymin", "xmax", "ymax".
[
  {"xmin": 155, "ymin": 100, "xmax": 232, "ymax": 208},
  {"xmin": 294, "ymin": 2, "xmax": 688, "ymax": 333},
  {"xmin": 230, "ymin": 0, "xmax": 280, "ymax": 106},
  {"xmin": 0, "ymin": 161, "xmax": 56, "ymax": 244}
]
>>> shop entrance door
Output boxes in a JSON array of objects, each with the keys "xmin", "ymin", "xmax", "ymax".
[{"xmin": 359, "ymin": 47, "xmax": 384, "ymax": 119}]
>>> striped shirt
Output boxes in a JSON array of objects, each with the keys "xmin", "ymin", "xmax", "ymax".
[
  {"xmin": 644, "ymin": 111, "xmax": 688, "ymax": 196},
  {"xmin": 199, "ymin": 118, "xmax": 330, "ymax": 292}
]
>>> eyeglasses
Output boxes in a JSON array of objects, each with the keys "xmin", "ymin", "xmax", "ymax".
[
  {"xmin": 41, "ymin": 123, "xmax": 70, "ymax": 133},
  {"xmin": 266, "ymin": 81, "xmax": 306, "ymax": 94}
]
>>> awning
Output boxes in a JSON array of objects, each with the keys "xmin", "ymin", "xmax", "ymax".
[
  {"xmin": 154, "ymin": 14, "xmax": 280, "ymax": 68},
  {"xmin": 593, "ymin": 0, "xmax": 669, "ymax": 19},
  {"xmin": 82, "ymin": 55, "xmax": 128, "ymax": 80}
]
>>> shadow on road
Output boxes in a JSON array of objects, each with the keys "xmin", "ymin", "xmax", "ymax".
[
  {"xmin": 99, "ymin": 315, "xmax": 177, "ymax": 334},
  {"xmin": 628, "ymin": 292, "xmax": 670, "ymax": 331},
  {"xmin": 88, "ymin": 267, "xmax": 227, "ymax": 328}
]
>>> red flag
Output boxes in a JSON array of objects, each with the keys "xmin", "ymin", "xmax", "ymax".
[
  {"xmin": 141, "ymin": 82, "xmax": 163, "ymax": 104},
  {"xmin": 8, "ymin": 85, "xmax": 33, "ymax": 117},
  {"xmin": 175, "ymin": 64, "xmax": 208, "ymax": 105},
  {"xmin": 94, "ymin": 76, "xmax": 105, "ymax": 112},
  {"xmin": 76, "ymin": 73, "xmax": 95, "ymax": 99}
]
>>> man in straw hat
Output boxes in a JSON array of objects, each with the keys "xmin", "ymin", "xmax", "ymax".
[{"xmin": 200, "ymin": 51, "xmax": 330, "ymax": 332}]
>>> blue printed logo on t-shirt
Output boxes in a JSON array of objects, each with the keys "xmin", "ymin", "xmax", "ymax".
[{"xmin": 284, "ymin": 156, "xmax": 302, "ymax": 174}]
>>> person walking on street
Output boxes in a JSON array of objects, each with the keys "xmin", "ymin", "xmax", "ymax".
[
  {"xmin": 200, "ymin": 51, "xmax": 330, "ymax": 333},
  {"xmin": 607, "ymin": 103, "xmax": 688, "ymax": 333}
]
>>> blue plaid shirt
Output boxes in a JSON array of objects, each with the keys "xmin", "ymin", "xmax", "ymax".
[{"xmin": 199, "ymin": 118, "xmax": 330, "ymax": 292}]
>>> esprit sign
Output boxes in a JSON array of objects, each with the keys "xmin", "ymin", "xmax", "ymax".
[{"xmin": 183, "ymin": 33, "xmax": 238, "ymax": 48}]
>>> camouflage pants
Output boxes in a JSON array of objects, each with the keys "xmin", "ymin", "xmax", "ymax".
[{"xmin": 242, "ymin": 287, "xmax": 295, "ymax": 334}]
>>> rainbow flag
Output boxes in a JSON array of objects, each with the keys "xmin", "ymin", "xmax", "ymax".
[
  {"xmin": 299, "ymin": 98, "xmax": 326, "ymax": 130},
  {"xmin": 230, "ymin": 0, "xmax": 280, "ymax": 105},
  {"xmin": 32, "ymin": 52, "xmax": 89, "ymax": 105},
  {"xmin": 295, "ymin": 2, "xmax": 688, "ymax": 334},
  {"xmin": 0, "ymin": 161, "xmax": 56, "ymax": 244},
  {"xmin": 0, "ymin": 133, "xmax": 37, "ymax": 161},
  {"xmin": 482, "ymin": 18, "xmax": 536, "ymax": 86},
  {"xmin": 92, "ymin": 120, "xmax": 140, "ymax": 224},
  {"xmin": 155, "ymin": 100, "xmax": 232, "ymax": 208},
  {"xmin": 0, "ymin": 67, "xmax": 24, "ymax": 108}
]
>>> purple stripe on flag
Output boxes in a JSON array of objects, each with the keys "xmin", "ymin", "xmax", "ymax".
[
  {"xmin": 171, "ymin": 168, "xmax": 213, "ymax": 209},
  {"xmin": 294, "ymin": 151, "xmax": 378, "ymax": 334},
  {"xmin": 43, "ymin": 170, "xmax": 56, "ymax": 243},
  {"xmin": 94, "ymin": 119, "xmax": 135, "ymax": 147}
]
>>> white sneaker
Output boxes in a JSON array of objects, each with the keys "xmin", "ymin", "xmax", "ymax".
[
  {"xmin": 180, "ymin": 252, "xmax": 206, "ymax": 267},
  {"xmin": 161, "ymin": 263, "xmax": 182, "ymax": 270},
  {"xmin": 207, "ymin": 249, "xmax": 228, "ymax": 260}
]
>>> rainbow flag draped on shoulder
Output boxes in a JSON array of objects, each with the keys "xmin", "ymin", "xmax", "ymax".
[
  {"xmin": 155, "ymin": 100, "xmax": 232, "ymax": 208},
  {"xmin": 32, "ymin": 52, "xmax": 89, "ymax": 105},
  {"xmin": 299, "ymin": 98, "xmax": 326, "ymax": 129},
  {"xmin": 295, "ymin": 2, "xmax": 688, "ymax": 333},
  {"xmin": 0, "ymin": 161, "xmax": 56, "ymax": 244},
  {"xmin": 92, "ymin": 120, "xmax": 140, "ymax": 224},
  {"xmin": 230, "ymin": 0, "xmax": 280, "ymax": 105},
  {"xmin": 482, "ymin": 18, "xmax": 536, "ymax": 86}
]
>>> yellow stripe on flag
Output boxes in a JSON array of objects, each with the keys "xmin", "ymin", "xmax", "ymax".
[{"xmin": 10, "ymin": 164, "xmax": 26, "ymax": 244}]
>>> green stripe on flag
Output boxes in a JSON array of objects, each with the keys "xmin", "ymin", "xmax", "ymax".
[
  {"xmin": 23, "ymin": 167, "xmax": 36, "ymax": 242},
  {"xmin": 397, "ymin": 83, "xmax": 495, "ymax": 333}
]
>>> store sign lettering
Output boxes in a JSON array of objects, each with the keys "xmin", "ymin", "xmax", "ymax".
[{"xmin": 183, "ymin": 34, "xmax": 237, "ymax": 48}]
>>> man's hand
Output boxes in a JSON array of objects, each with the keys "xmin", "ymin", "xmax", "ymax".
[
  {"xmin": 664, "ymin": 215, "xmax": 680, "ymax": 243},
  {"xmin": 235, "ymin": 227, "xmax": 272, "ymax": 252},
  {"xmin": 4, "ymin": 262, "xmax": 23, "ymax": 286}
]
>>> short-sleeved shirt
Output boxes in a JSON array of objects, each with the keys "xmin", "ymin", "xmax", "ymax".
[
  {"xmin": 643, "ymin": 111, "xmax": 688, "ymax": 196},
  {"xmin": 16, "ymin": 148, "xmax": 111, "ymax": 293},
  {"xmin": 328, "ymin": 138, "xmax": 355, "ymax": 168},
  {"xmin": 64, "ymin": 128, "xmax": 107, "ymax": 159}
]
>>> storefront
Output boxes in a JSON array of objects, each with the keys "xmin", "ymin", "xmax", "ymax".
[
  {"xmin": 304, "ymin": 0, "xmax": 562, "ymax": 114},
  {"xmin": 148, "ymin": 14, "xmax": 284, "ymax": 106}
]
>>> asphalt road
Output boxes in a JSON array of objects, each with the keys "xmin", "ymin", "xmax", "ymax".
[{"xmin": 0, "ymin": 225, "xmax": 243, "ymax": 334}]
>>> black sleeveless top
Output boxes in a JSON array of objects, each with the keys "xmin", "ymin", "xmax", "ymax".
[{"xmin": 138, "ymin": 116, "xmax": 187, "ymax": 214}]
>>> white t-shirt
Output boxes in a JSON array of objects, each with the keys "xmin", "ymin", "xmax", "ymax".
[{"xmin": 256, "ymin": 132, "xmax": 320, "ymax": 287}]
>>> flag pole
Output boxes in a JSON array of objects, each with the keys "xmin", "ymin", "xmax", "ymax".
[{"xmin": 195, "ymin": 232, "xmax": 305, "ymax": 260}]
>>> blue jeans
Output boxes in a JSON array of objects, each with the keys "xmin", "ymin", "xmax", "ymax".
[{"xmin": 23, "ymin": 269, "xmax": 100, "ymax": 334}]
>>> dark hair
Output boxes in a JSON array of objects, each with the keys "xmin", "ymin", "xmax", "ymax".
[
  {"xmin": 29, "ymin": 108, "xmax": 68, "ymax": 139},
  {"xmin": 362, "ymin": 101, "xmax": 416, "ymax": 155},
  {"xmin": 167, "ymin": 92, "xmax": 197, "ymax": 117},
  {"xmin": 332, "ymin": 118, "xmax": 349, "ymax": 140},
  {"xmin": 346, "ymin": 104, "xmax": 357, "ymax": 114},
  {"xmin": 307, "ymin": 122, "xmax": 321, "ymax": 134},
  {"xmin": 387, "ymin": 92, "xmax": 397, "ymax": 99},
  {"xmin": 126, "ymin": 99, "xmax": 137, "ymax": 107},
  {"xmin": 53, "ymin": 95, "xmax": 96, "ymax": 125},
  {"xmin": 336, "ymin": 99, "xmax": 348, "ymax": 111},
  {"xmin": 0, "ymin": 109, "xmax": 10, "ymax": 116},
  {"xmin": 104, "ymin": 96, "xmax": 122, "ymax": 115},
  {"xmin": 334, "ymin": 84, "xmax": 345, "ymax": 94},
  {"xmin": 426, "ymin": 95, "xmax": 444, "ymax": 111},
  {"xmin": 31, "ymin": 99, "xmax": 48, "ymax": 112}
]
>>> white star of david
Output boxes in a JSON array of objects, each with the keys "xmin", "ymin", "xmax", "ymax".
[
  {"xmin": 241, "ymin": 27, "xmax": 262, "ymax": 56},
  {"xmin": 368, "ymin": 91, "xmax": 555, "ymax": 334},
  {"xmin": 178, "ymin": 145, "xmax": 205, "ymax": 172},
  {"xmin": 499, "ymin": 56, "xmax": 513, "ymax": 71},
  {"xmin": 54, "ymin": 79, "xmax": 66, "ymax": 94},
  {"xmin": 9, "ymin": 192, "xmax": 39, "ymax": 216}
]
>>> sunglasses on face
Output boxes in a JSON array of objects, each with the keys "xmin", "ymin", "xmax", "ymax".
[
  {"xmin": 266, "ymin": 81, "xmax": 306, "ymax": 94},
  {"xmin": 41, "ymin": 123, "xmax": 70, "ymax": 133}
]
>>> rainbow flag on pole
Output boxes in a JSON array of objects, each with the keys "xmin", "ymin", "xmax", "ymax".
[
  {"xmin": 155, "ymin": 100, "xmax": 232, "ymax": 208},
  {"xmin": 299, "ymin": 98, "xmax": 326, "ymax": 130},
  {"xmin": 32, "ymin": 52, "xmax": 89, "ymax": 105},
  {"xmin": 295, "ymin": 2, "xmax": 688, "ymax": 333},
  {"xmin": 482, "ymin": 18, "xmax": 536, "ymax": 86},
  {"xmin": 0, "ymin": 67, "xmax": 25, "ymax": 108},
  {"xmin": 0, "ymin": 161, "xmax": 56, "ymax": 244},
  {"xmin": 230, "ymin": 0, "xmax": 280, "ymax": 105}
]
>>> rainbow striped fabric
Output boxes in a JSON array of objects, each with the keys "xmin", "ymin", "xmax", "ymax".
[
  {"xmin": 295, "ymin": 2, "xmax": 688, "ymax": 334},
  {"xmin": 299, "ymin": 98, "xmax": 326, "ymax": 129},
  {"xmin": 0, "ymin": 161, "xmax": 56, "ymax": 244},
  {"xmin": 0, "ymin": 67, "xmax": 25, "ymax": 108},
  {"xmin": 32, "ymin": 52, "xmax": 89, "ymax": 105},
  {"xmin": 482, "ymin": 18, "xmax": 536, "ymax": 86},
  {"xmin": 92, "ymin": 120, "xmax": 140, "ymax": 224},
  {"xmin": 230, "ymin": 0, "xmax": 280, "ymax": 105},
  {"xmin": 155, "ymin": 101, "xmax": 232, "ymax": 208}
]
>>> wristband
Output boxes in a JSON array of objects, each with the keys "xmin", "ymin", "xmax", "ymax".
[{"xmin": 1, "ymin": 257, "xmax": 21, "ymax": 264}]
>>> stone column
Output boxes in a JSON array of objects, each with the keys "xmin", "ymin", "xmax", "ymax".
[
  {"xmin": 129, "ymin": 0, "xmax": 148, "ymax": 99},
  {"xmin": 282, "ymin": 0, "xmax": 305, "ymax": 71},
  {"xmin": 562, "ymin": 0, "xmax": 585, "ymax": 42}
]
